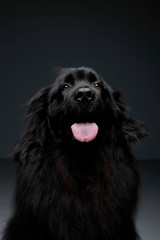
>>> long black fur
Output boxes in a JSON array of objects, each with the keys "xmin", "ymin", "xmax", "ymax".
[{"xmin": 3, "ymin": 67, "xmax": 148, "ymax": 240}]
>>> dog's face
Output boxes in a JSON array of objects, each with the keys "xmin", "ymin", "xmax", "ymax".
[
  {"xmin": 48, "ymin": 68, "xmax": 115, "ymax": 143},
  {"xmin": 28, "ymin": 67, "xmax": 148, "ymax": 146}
]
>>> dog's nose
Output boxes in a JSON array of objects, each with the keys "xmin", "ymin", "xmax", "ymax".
[{"xmin": 75, "ymin": 87, "xmax": 95, "ymax": 102}]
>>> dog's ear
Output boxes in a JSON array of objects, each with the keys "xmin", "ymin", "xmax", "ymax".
[
  {"xmin": 12, "ymin": 87, "xmax": 51, "ymax": 164},
  {"xmin": 28, "ymin": 87, "xmax": 50, "ymax": 116},
  {"xmin": 112, "ymin": 88, "xmax": 149, "ymax": 144},
  {"xmin": 121, "ymin": 115, "xmax": 149, "ymax": 144},
  {"xmin": 27, "ymin": 86, "xmax": 52, "ymax": 143}
]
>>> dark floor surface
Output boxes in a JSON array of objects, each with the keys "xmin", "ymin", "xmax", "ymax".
[{"xmin": 0, "ymin": 159, "xmax": 160, "ymax": 239}]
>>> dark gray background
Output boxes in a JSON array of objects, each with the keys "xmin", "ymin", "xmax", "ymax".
[
  {"xmin": 0, "ymin": 1, "xmax": 160, "ymax": 159},
  {"xmin": 0, "ymin": 2, "xmax": 160, "ymax": 239}
]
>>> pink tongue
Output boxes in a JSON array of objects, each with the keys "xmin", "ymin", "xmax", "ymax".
[{"xmin": 71, "ymin": 123, "xmax": 98, "ymax": 142}]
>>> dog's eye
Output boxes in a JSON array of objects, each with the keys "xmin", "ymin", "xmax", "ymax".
[
  {"xmin": 63, "ymin": 84, "xmax": 70, "ymax": 91},
  {"xmin": 94, "ymin": 83, "xmax": 101, "ymax": 90}
]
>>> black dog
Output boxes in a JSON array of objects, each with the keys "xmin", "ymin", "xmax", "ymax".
[{"xmin": 3, "ymin": 67, "xmax": 148, "ymax": 240}]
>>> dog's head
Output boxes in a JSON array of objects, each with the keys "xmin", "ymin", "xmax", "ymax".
[
  {"xmin": 47, "ymin": 67, "xmax": 116, "ymax": 143},
  {"xmin": 27, "ymin": 67, "xmax": 149, "ymax": 146}
]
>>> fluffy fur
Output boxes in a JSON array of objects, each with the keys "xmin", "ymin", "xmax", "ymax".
[{"xmin": 3, "ymin": 67, "xmax": 148, "ymax": 240}]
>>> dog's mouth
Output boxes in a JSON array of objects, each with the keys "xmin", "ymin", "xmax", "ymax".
[{"xmin": 71, "ymin": 122, "xmax": 98, "ymax": 142}]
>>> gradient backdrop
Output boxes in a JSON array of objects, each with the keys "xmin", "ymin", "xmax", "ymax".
[{"xmin": 0, "ymin": 1, "xmax": 160, "ymax": 239}]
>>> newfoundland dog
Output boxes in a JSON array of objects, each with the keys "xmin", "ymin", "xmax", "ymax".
[{"xmin": 3, "ymin": 67, "xmax": 148, "ymax": 240}]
